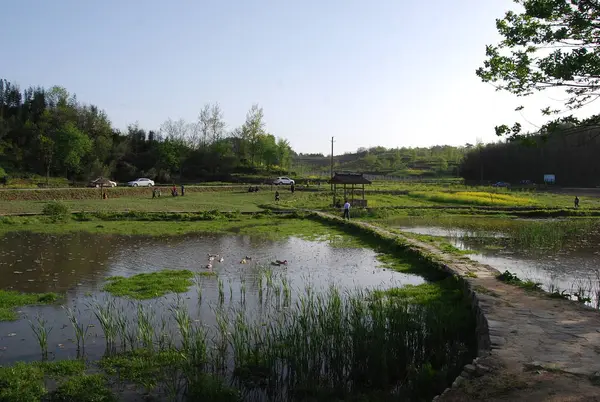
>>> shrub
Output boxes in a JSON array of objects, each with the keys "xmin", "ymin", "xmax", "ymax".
[{"xmin": 42, "ymin": 201, "xmax": 70, "ymax": 222}]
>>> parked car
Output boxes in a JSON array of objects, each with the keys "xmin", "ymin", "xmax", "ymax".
[
  {"xmin": 127, "ymin": 178, "xmax": 154, "ymax": 187},
  {"xmin": 88, "ymin": 178, "xmax": 117, "ymax": 188},
  {"xmin": 492, "ymin": 181, "xmax": 510, "ymax": 188},
  {"xmin": 273, "ymin": 177, "xmax": 295, "ymax": 185}
]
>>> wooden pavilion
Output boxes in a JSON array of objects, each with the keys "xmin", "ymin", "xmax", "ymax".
[
  {"xmin": 329, "ymin": 172, "xmax": 372, "ymax": 208},
  {"xmin": 90, "ymin": 177, "xmax": 113, "ymax": 199}
]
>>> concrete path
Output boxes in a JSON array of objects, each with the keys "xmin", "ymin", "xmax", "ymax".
[{"xmin": 316, "ymin": 213, "xmax": 600, "ymax": 401}]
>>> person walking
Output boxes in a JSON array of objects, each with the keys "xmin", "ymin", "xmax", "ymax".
[
  {"xmin": 181, "ymin": 184, "xmax": 185, "ymax": 196},
  {"xmin": 343, "ymin": 200, "xmax": 350, "ymax": 220},
  {"xmin": 290, "ymin": 183, "xmax": 295, "ymax": 194},
  {"xmin": 574, "ymin": 196, "xmax": 580, "ymax": 208}
]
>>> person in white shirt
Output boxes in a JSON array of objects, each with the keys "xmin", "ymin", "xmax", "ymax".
[{"xmin": 343, "ymin": 200, "xmax": 350, "ymax": 220}]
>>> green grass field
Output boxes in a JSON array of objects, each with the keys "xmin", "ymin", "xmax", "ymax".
[{"xmin": 0, "ymin": 182, "xmax": 599, "ymax": 215}]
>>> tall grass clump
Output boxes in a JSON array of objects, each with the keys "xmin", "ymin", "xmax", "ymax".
[
  {"xmin": 42, "ymin": 200, "xmax": 70, "ymax": 222},
  {"xmin": 63, "ymin": 306, "xmax": 90, "ymax": 357},
  {"xmin": 28, "ymin": 314, "xmax": 53, "ymax": 360},
  {"xmin": 91, "ymin": 277, "xmax": 475, "ymax": 401}
]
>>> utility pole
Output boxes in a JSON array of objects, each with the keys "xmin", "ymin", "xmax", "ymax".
[{"xmin": 330, "ymin": 136, "xmax": 335, "ymax": 191}]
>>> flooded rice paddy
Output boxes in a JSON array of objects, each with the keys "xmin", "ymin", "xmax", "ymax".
[
  {"xmin": 391, "ymin": 216, "xmax": 600, "ymax": 303},
  {"xmin": 0, "ymin": 232, "xmax": 423, "ymax": 364}
]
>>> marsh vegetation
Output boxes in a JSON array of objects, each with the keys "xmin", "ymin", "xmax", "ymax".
[{"xmin": 0, "ymin": 217, "xmax": 476, "ymax": 401}]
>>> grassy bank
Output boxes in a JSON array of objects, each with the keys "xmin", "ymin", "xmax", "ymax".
[
  {"xmin": 0, "ymin": 290, "xmax": 60, "ymax": 321},
  {"xmin": 0, "ymin": 212, "xmax": 365, "ymax": 243}
]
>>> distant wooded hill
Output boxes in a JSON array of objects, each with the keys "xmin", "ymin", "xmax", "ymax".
[{"xmin": 294, "ymin": 146, "xmax": 466, "ymax": 177}]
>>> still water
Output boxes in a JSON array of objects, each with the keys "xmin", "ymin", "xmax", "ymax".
[
  {"xmin": 396, "ymin": 223, "xmax": 600, "ymax": 297},
  {"xmin": 0, "ymin": 232, "xmax": 423, "ymax": 364}
]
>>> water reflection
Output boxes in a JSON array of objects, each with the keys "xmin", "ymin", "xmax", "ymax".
[{"xmin": 0, "ymin": 232, "xmax": 424, "ymax": 363}]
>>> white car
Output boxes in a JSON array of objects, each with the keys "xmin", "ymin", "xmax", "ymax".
[
  {"xmin": 273, "ymin": 177, "xmax": 295, "ymax": 185},
  {"xmin": 127, "ymin": 178, "xmax": 154, "ymax": 187}
]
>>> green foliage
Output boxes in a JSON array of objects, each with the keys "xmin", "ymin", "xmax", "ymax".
[
  {"xmin": 42, "ymin": 200, "xmax": 70, "ymax": 221},
  {"xmin": 48, "ymin": 374, "xmax": 116, "ymax": 402},
  {"xmin": 477, "ymin": 0, "xmax": 600, "ymax": 140},
  {"xmin": 54, "ymin": 122, "xmax": 92, "ymax": 176},
  {"xmin": 497, "ymin": 270, "xmax": 542, "ymax": 291},
  {"xmin": 0, "ymin": 290, "xmax": 60, "ymax": 321},
  {"xmin": 103, "ymin": 269, "xmax": 195, "ymax": 299},
  {"xmin": 36, "ymin": 360, "xmax": 85, "ymax": 378},
  {"xmin": 0, "ymin": 363, "xmax": 46, "ymax": 402},
  {"xmin": 0, "ymin": 78, "xmax": 296, "ymax": 183}
]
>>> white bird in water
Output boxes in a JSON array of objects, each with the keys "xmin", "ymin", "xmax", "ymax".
[
  {"xmin": 205, "ymin": 263, "xmax": 213, "ymax": 269},
  {"xmin": 219, "ymin": 257, "xmax": 224, "ymax": 263},
  {"xmin": 208, "ymin": 256, "xmax": 215, "ymax": 262}
]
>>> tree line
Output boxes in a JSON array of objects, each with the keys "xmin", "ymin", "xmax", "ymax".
[
  {"xmin": 0, "ymin": 78, "xmax": 295, "ymax": 184},
  {"xmin": 459, "ymin": 129, "xmax": 600, "ymax": 186}
]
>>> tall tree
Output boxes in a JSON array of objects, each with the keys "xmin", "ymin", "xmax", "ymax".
[
  {"xmin": 198, "ymin": 104, "xmax": 211, "ymax": 147},
  {"xmin": 209, "ymin": 103, "xmax": 226, "ymax": 144},
  {"xmin": 241, "ymin": 104, "xmax": 265, "ymax": 166},
  {"xmin": 477, "ymin": 0, "xmax": 600, "ymax": 140},
  {"xmin": 54, "ymin": 122, "xmax": 92, "ymax": 179}
]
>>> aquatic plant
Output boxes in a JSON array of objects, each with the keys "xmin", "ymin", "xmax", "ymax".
[
  {"xmin": 137, "ymin": 304, "xmax": 155, "ymax": 350},
  {"xmin": 63, "ymin": 306, "xmax": 90, "ymax": 357},
  {"xmin": 171, "ymin": 297, "xmax": 192, "ymax": 353},
  {"xmin": 28, "ymin": 314, "xmax": 53, "ymax": 360},
  {"xmin": 0, "ymin": 362, "xmax": 46, "ymax": 401},
  {"xmin": 103, "ymin": 269, "xmax": 194, "ymax": 299},
  {"xmin": 49, "ymin": 374, "xmax": 117, "ymax": 402},
  {"xmin": 89, "ymin": 299, "xmax": 119, "ymax": 353}
]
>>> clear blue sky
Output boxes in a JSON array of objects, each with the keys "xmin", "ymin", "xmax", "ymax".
[{"xmin": 1, "ymin": 0, "xmax": 572, "ymax": 154}]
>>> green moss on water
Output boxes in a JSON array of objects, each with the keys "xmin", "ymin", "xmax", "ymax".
[
  {"xmin": 0, "ymin": 290, "xmax": 61, "ymax": 321},
  {"xmin": 372, "ymin": 277, "xmax": 465, "ymax": 306},
  {"xmin": 103, "ymin": 269, "xmax": 194, "ymax": 299}
]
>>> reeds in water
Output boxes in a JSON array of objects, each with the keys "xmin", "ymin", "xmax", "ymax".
[
  {"xmin": 89, "ymin": 299, "xmax": 119, "ymax": 354},
  {"xmin": 63, "ymin": 306, "xmax": 89, "ymax": 357},
  {"xmin": 28, "ymin": 314, "xmax": 53, "ymax": 360},
  {"xmin": 47, "ymin": 277, "xmax": 474, "ymax": 400}
]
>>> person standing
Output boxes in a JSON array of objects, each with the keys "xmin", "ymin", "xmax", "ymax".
[
  {"xmin": 343, "ymin": 200, "xmax": 350, "ymax": 220},
  {"xmin": 574, "ymin": 196, "xmax": 580, "ymax": 208},
  {"xmin": 181, "ymin": 184, "xmax": 185, "ymax": 196},
  {"xmin": 290, "ymin": 183, "xmax": 295, "ymax": 194}
]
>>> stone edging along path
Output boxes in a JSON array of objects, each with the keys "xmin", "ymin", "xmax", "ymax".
[{"xmin": 311, "ymin": 212, "xmax": 600, "ymax": 401}]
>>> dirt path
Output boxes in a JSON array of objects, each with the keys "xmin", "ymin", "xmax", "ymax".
[{"xmin": 317, "ymin": 213, "xmax": 600, "ymax": 401}]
